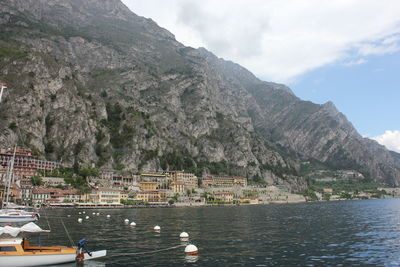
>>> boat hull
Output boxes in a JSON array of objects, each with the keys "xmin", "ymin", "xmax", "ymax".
[
  {"xmin": 0, "ymin": 216, "xmax": 38, "ymax": 223},
  {"xmin": 84, "ymin": 250, "xmax": 107, "ymax": 260},
  {"xmin": 0, "ymin": 253, "xmax": 76, "ymax": 267}
]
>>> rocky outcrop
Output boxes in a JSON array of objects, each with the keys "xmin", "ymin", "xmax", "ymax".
[{"xmin": 0, "ymin": 0, "xmax": 399, "ymax": 189}]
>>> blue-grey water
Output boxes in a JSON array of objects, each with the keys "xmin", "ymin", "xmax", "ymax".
[{"xmin": 32, "ymin": 199, "xmax": 400, "ymax": 266}]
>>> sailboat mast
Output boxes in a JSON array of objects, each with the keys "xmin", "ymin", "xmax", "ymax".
[
  {"xmin": 3, "ymin": 146, "xmax": 17, "ymax": 209},
  {"xmin": 0, "ymin": 82, "xmax": 6, "ymax": 104}
]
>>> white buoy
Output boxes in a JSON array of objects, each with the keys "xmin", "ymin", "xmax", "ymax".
[
  {"xmin": 154, "ymin": 225, "xmax": 161, "ymax": 231},
  {"xmin": 96, "ymin": 213, "xmax": 100, "ymax": 216},
  {"xmin": 78, "ymin": 218, "xmax": 83, "ymax": 223},
  {"xmin": 92, "ymin": 212, "xmax": 96, "ymax": 215},
  {"xmin": 180, "ymin": 232, "xmax": 189, "ymax": 238},
  {"xmin": 85, "ymin": 216, "xmax": 89, "ymax": 219},
  {"xmin": 124, "ymin": 219, "xmax": 129, "ymax": 223},
  {"xmin": 82, "ymin": 211, "xmax": 85, "ymax": 214},
  {"xmin": 185, "ymin": 244, "xmax": 199, "ymax": 255},
  {"xmin": 130, "ymin": 222, "xmax": 136, "ymax": 226},
  {"xmin": 107, "ymin": 215, "xmax": 111, "ymax": 218},
  {"xmin": 67, "ymin": 215, "xmax": 71, "ymax": 217},
  {"xmin": 78, "ymin": 212, "xmax": 81, "ymax": 215}
]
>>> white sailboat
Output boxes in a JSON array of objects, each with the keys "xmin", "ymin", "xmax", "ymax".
[
  {"xmin": 0, "ymin": 147, "xmax": 40, "ymax": 223},
  {"xmin": 0, "ymin": 210, "xmax": 39, "ymax": 223}
]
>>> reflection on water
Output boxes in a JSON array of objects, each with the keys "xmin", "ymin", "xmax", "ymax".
[
  {"xmin": 47, "ymin": 261, "xmax": 105, "ymax": 267},
  {"xmin": 185, "ymin": 254, "xmax": 199, "ymax": 263},
  {"xmin": 35, "ymin": 199, "xmax": 400, "ymax": 266},
  {"xmin": 180, "ymin": 237, "xmax": 189, "ymax": 243}
]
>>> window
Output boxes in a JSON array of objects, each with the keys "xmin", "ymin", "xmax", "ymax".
[{"xmin": 0, "ymin": 246, "xmax": 17, "ymax": 251}]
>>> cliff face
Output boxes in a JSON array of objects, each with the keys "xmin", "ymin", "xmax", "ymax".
[{"xmin": 0, "ymin": 0, "xmax": 399, "ymax": 189}]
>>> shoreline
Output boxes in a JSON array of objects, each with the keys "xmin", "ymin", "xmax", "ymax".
[{"xmin": 40, "ymin": 196, "xmax": 398, "ymax": 210}]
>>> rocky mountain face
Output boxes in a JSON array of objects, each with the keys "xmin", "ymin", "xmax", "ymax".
[{"xmin": 0, "ymin": 0, "xmax": 399, "ymax": 189}]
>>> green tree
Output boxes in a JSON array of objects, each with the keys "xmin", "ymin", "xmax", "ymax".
[
  {"xmin": 79, "ymin": 165, "xmax": 99, "ymax": 179},
  {"xmin": 340, "ymin": 192, "xmax": 352, "ymax": 199},
  {"xmin": 322, "ymin": 193, "xmax": 331, "ymax": 201},
  {"xmin": 172, "ymin": 193, "xmax": 180, "ymax": 201},
  {"xmin": 64, "ymin": 175, "xmax": 91, "ymax": 194},
  {"xmin": 201, "ymin": 192, "xmax": 210, "ymax": 201},
  {"xmin": 31, "ymin": 175, "xmax": 43, "ymax": 186},
  {"xmin": 302, "ymin": 189, "xmax": 318, "ymax": 201}
]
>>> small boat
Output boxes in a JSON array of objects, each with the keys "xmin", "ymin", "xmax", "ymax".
[
  {"xmin": 0, "ymin": 222, "xmax": 107, "ymax": 267},
  {"xmin": 0, "ymin": 209, "xmax": 40, "ymax": 223}
]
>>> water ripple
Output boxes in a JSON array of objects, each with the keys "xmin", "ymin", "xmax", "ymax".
[{"xmin": 30, "ymin": 199, "xmax": 400, "ymax": 266}]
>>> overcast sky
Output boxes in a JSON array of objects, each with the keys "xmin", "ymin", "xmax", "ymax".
[{"xmin": 122, "ymin": 0, "xmax": 400, "ymax": 153}]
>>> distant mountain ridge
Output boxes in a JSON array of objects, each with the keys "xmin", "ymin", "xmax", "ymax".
[{"xmin": 0, "ymin": 0, "xmax": 399, "ymax": 190}]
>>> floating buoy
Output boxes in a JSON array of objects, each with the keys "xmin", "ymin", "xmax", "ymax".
[
  {"xmin": 185, "ymin": 244, "xmax": 199, "ymax": 255},
  {"xmin": 78, "ymin": 212, "xmax": 81, "ymax": 215},
  {"xmin": 107, "ymin": 215, "xmax": 111, "ymax": 218},
  {"xmin": 180, "ymin": 232, "xmax": 189, "ymax": 238},
  {"xmin": 124, "ymin": 219, "xmax": 129, "ymax": 223},
  {"xmin": 154, "ymin": 225, "xmax": 161, "ymax": 231},
  {"xmin": 67, "ymin": 215, "xmax": 71, "ymax": 217},
  {"xmin": 92, "ymin": 212, "xmax": 96, "ymax": 215},
  {"xmin": 130, "ymin": 222, "xmax": 136, "ymax": 226},
  {"xmin": 85, "ymin": 216, "xmax": 89, "ymax": 219},
  {"xmin": 96, "ymin": 213, "xmax": 100, "ymax": 216},
  {"xmin": 82, "ymin": 211, "xmax": 85, "ymax": 214},
  {"xmin": 78, "ymin": 218, "xmax": 83, "ymax": 223}
]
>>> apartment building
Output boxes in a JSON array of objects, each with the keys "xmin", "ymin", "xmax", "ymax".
[
  {"xmin": 136, "ymin": 190, "xmax": 167, "ymax": 203},
  {"xmin": 139, "ymin": 181, "xmax": 158, "ymax": 191},
  {"xmin": 140, "ymin": 173, "xmax": 169, "ymax": 189},
  {"xmin": 88, "ymin": 188, "xmax": 121, "ymax": 205},
  {"xmin": 165, "ymin": 171, "xmax": 198, "ymax": 190},
  {"xmin": 202, "ymin": 174, "xmax": 247, "ymax": 187},
  {"xmin": 0, "ymin": 148, "xmax": 60, "ymax": 180}
]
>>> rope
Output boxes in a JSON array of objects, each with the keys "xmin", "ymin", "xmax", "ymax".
[
  {"xmin": 60, "ymin": 219, "xmax": 75, "ymax": 247},
  {"xmin": 109, "ymin": 244, "xmax": 186, "ymax": 257},
  {"xmin": 42, "ymin": 209, "xmax": 52, "ymax": 232}
]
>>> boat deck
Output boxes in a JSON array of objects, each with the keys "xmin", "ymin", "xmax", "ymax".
[{"xmin": 0, "ymin": 238, "xmax": 76, "ymax": 256}]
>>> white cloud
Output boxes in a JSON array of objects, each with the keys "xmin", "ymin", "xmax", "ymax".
[
  {"xmin": 122, "ymin": 0, "xmax": 400, "ymax": 82},
  {"xmin": 342, "ymin": 58, "xmax": 367, "ymax": 66},
  {"xmin": 357, "ymin": 34, "xmax": 400, "ymax": 55},
  {"xmin": 373, "ymin": 130, "xmax": 400, "ymax": 153}
]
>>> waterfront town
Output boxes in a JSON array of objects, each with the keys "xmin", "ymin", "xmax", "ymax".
[
  {"xmin": 0, "ymin": 148, "xmax": 394, "ymax": 208},
  {"xmin": 0, "ymin": 147, "xmax": 307, "ymax": 207}
]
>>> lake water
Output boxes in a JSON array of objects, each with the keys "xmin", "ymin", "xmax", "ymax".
[{"xmin": 33, "ymin": 199, "xmax": 400, "ymax": 266}]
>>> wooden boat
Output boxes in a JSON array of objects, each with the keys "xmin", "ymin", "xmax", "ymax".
[
  {"xmin": 0, "ymin": 237, "xmax": 106, "ymax": 267},
  {"xmin": 0, "ymin": 237, "xmax": 77, "ymax": 266},
  {"xmin": 0, "ymin": 223, "xmax": 106, "ymax": 267}
]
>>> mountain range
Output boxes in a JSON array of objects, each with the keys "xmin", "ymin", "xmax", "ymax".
[{"xmin": 1, "ymin": 0, "xmax": 399, "ymax": 190}]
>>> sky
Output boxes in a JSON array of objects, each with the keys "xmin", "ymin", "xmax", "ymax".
[{"xmin": 122, "ymin": 0, "xmax": 400, "ymax": 153}]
